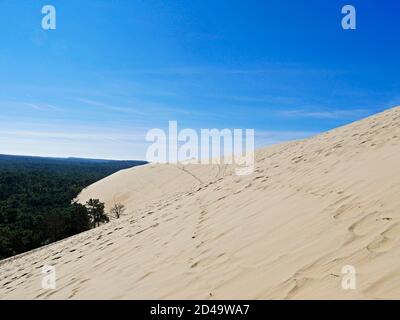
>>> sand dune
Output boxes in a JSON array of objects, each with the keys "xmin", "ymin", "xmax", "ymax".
[{"xmin": 2, "ymin": 106, "xmax": 400, "ymax": 299}]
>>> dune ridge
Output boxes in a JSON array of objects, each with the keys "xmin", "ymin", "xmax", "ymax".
[{"xmin": 1, "ymin": 106, "xmax": 400, "ymax": 299}]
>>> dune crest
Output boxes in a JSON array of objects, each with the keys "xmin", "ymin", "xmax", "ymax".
[{"xmin": 2, "ymin": 106, "xmax": 400, "ymax": 299}]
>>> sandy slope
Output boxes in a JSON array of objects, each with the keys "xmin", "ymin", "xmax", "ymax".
[{"xmin": 2, "ymin": 106, "xmax": 400, "ymax": 299}]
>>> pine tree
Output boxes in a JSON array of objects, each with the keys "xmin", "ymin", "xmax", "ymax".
[{"xmin": 85, "ymin": 199, "xmax": 109, "ymax": 227}]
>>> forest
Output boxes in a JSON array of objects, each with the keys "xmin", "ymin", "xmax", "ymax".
[{"xmin": 0, "ymin": 154, "xmax": 146, "ymax": 259}]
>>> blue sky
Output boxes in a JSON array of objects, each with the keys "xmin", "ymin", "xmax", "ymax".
[{"xmin": 0, "ymin": 0, "xmax": 399, "ymax": 159}]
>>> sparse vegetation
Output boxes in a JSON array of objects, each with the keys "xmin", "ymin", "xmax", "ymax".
[{"xmin": 110, "ymin": 203, "xmax": 126, "ymax": 219}]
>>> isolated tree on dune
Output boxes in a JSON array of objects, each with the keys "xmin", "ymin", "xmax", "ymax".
[
  {"xmin": 85, "ymin": 198, "xmax": 109, "ymax": 228},
  {"xmin": 110, "ymin": 203, "xmax": 126, "ymax": 219}
]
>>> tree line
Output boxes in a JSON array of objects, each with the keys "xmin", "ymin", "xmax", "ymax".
[{"xmin": 0, "ymin": 155, "xmax": 145, "ymax": 259}]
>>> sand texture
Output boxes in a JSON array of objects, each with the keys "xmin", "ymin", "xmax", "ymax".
[{"xmin": 1, "ymin": 106, "xmax": 400, "ymax": 299}]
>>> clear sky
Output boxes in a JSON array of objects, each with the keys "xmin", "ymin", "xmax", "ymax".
[{"xmin": 0, "ymin": 0, "xmax": 399, "ymax": 160}]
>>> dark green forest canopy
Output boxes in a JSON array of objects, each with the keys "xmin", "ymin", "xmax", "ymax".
[{"xmin": 0, "ymin": 154, "xmax": 147, "ymax": 260}]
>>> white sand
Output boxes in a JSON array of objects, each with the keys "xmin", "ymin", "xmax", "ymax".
[{"xmin": 2, "ymin": 106, "xmax": 400, "ymax": 299}]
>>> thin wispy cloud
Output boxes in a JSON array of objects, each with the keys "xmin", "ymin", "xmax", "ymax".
[
  {"xmin": 0, "ymin": 129, "xmax": 146, "ymax": 143},
  {"xmin": 209, "ymin": 94, "xmax": 301, "ymax": 105},
  {"xmin": 255, "ymin": 130, "xmax": 317, "ymax": 147},
  {"xmin": 0, "ymin": 127, "xmax": 149, "ymax": 160},
  {"xmin": 76, "ymin": 97, "xmax": 224, "ymax": 119},
  {"xmin": 127, "ymin": 65, "xmax": 341, "ymax": 77},
  {"xmin": 278, "ymin": 108, "xmax": 370, "ymax": 119},
  {"xmin": 23, "ymin": 103, "xmax": 62, "ymax": 111},
  {"xmin": 76, "ymin": 97, "xmax": 150, "ymax": 115}
]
